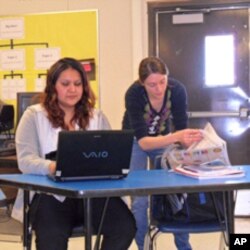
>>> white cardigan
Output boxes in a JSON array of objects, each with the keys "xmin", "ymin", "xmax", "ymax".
[{"xmin": 12, "ymin": 104, "xmax": 111, "ymax": 222}]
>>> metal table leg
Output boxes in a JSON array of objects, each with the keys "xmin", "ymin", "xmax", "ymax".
[
  {"xmin": 23, "ymin": 190, "xmax": 32, "ymax": 250},
  {"xmin": 223, "ymin": 190, "xmax": 235, "ymax": 246},
  {"xmin": 84, "ymin": 198, "xmax": 92, "ymax": 250}
]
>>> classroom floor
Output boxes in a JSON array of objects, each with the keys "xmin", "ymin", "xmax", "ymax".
[{"xmin": 0, "ymin": 217, "xmax": 249, "ymax": 250}]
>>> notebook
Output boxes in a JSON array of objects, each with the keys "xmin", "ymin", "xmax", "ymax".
[{"xmin": 48, "ymin": 130, "xmax": 134, "ymax": 181}]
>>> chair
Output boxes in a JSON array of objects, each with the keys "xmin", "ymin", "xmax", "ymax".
[
  {"xmin": 144, "ymin": 155, "xmax": 231, "ymax": 250},
  {"xmin": 0, "ymin": 105, "xmax": 15, "ymax": 157},
  {"xmin": 0, "ymin": 105, "xmax": 14, "ymax": 135},
  {"xmin": 24, "ymin": 196, "xmax": 108, "ymax": 250}
]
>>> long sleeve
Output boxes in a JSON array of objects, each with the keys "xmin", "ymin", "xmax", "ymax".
[{"xmin": 15, "ymin": 105, "xmax": 53, "ymax": 175}]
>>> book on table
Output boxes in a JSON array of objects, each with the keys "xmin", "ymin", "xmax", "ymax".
[{"xmin": 161, "ymin": 122, "xmax": 245, "ymax": 179}]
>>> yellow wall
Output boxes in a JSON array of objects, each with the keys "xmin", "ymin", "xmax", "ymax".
[{"xmin": 0, "ymin": 11, "xmax": 98, "ymax": 116}]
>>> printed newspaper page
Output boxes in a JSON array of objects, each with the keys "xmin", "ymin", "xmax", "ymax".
[{"xmin": 161, "ymin": 122, "xmax": 244, "ymax": 179}]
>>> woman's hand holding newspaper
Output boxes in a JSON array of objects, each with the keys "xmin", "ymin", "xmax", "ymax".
[
  {"xmin": 161, "ymin": 123, "xmax": 231, "ymax": 169},
  {"xmin": 174, "ymin": 128, "xmax": 203, "ymax": 148}
]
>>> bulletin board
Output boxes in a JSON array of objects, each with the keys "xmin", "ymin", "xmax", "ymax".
[{"xmin": 0, "ymin": 10, "xmax": 99, "ymax": 110}]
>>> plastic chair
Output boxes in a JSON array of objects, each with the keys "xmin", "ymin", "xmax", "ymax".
[
  {"xmin": 145, "ymin": 155, "xmax": 231, "ymax": 250},
  {"xmin": 145, "ymin": 218, "xmax": 227, "ymax": 250}
]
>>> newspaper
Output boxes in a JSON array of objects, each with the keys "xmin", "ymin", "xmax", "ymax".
[{"xmin": 161, "ymin": 123, "xmax": 244, "ymax": 179}]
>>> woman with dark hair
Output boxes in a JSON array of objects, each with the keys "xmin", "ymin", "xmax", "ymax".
[
  {"xmin": 122, "ymin": 56, "xmax": 203, "ymax": 250},
  {"xmin": 12, "ymin": 57, "xmax": 136, "ymax": 250}
]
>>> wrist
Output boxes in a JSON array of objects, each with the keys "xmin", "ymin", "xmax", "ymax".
[{"xmin": 168, "ymin": 132, "xmax": 180, "ymax": 144}]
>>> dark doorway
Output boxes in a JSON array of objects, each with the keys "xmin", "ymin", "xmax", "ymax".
[{"xmin": 148, "ymin": 1, "xmax": 250, "ymax": 166}]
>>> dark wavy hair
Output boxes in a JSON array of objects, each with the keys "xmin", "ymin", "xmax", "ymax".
[
  {"xmin": 41, "ymin": 57, "xmax": 96, "ymax": 130},
  {"xmin": 138, "ymin": 56, "xmax": 169, "ymax": 83}
]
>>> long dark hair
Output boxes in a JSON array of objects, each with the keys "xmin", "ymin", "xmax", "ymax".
[
  {"xmin": 138, "ymin": 56, "xmax": 169, "ymax": 83},
  {"xmin": 42, "ymin": 57, "xmax": 96, "ymax": 130}
]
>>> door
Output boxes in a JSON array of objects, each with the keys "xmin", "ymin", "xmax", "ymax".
[
  {"xmin": 148, "ymin": 1, "xmax": 250, "ymax": 166},
  {"xmin": 148, "ymin": 1, "xmax": 250, "ymax": 216}
]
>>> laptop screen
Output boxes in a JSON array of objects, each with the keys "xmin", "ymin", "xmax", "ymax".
[{"xmin": 52, "ymin": 130, "xmax": 134, "ymax": 181}]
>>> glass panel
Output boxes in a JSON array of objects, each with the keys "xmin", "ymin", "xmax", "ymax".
[{"xmin": 205, "ymin": 35, "xmax": 235, "ymax": 87}]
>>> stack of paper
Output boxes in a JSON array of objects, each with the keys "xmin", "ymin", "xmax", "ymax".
[{"xmin": 175, "ymin": 164, "xmax": 244, "ymax": 179}]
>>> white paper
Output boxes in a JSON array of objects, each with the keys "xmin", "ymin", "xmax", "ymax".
[
  {"xmin": 35, "ymin": 78, "xmax": 46, "ymax": 92},
  {"xmin": 0, "ymin": 18, "xmax": 24, "ymax": 39},
  {"xmin": 1, "ymin": 78, "xmax": 26, "ymax": 100},
  {"xmin": 0, "ymin": 49, "xmax": 25, "ymax": 70},
  {"xmin": 34, "ymin": 47, "xmax": 61, "ymax": 69}
]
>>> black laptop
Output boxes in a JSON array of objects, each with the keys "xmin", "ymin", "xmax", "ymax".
[{"xmin": 48, "ymin": 130, "xmax": 134, "ymax": 181}]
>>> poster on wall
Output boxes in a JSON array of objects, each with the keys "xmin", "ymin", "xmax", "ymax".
[{"xmin": 0, "ymin": 10, "xmax": 99, "ymax": 109}]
